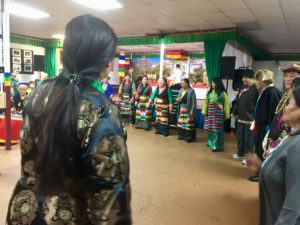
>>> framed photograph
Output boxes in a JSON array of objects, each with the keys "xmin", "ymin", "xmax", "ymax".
[
  {"xmin": 13, "ymin": 57, "xmax": 22, "ymax": 64},
  {"xmin": 13, "ymin": 64, "xmax": 22, "ymax": 72},
  {"xmin": 23, "ymin": 65, "xmax": 33, "ymax": 73},
  {"xmin": 12, "ymin": 49, "xmax": 21, "ymax": 57},
  {"xmin": 24, "ymin": 57, "xmax": 32, "ymax": 64},
  {"xmin": 23, "ymin": 50, "xmax": 32, "ymax": 58}
]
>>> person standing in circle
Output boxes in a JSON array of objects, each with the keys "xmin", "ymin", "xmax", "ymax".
[
  {"xmin": 118, "ymin": 73, "xmax": 136, "ymax": 125},
  {"xmin": 149, "ymin": 77, "xmax": 173, "ymax": 137},
  {"xmin": 202, "ymin": 77, "xmax": 230, "ymax": 151},
  {"xmin": 177, "ymin": 78, "xmax": 197, "ymax": 143},
  {"xmin": 135, "ymin": 76, "xmax": 152, "ymax": 131},
  {"xmin": 248, "ymin": 69, "xmax": 282, "ymax": 182},
  {"xmin": 6, "ymin": 14, "xmax": 131, "ymax": 225}
]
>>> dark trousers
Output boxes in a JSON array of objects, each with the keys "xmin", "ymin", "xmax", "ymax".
[
  {"xmin": 254, "ymin": 123, "xmax": 267, "ymax": 161},
  {"xmin": 236, "ymin": 122, "xmax": 254, "ymax": 156}
]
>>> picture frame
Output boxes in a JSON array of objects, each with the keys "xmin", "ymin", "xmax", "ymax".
[
  {"xmin": 13, "ymin": 64, "xmax": 22, "ymax": 72},
  {"xmin": 24, "ymin": 57, "xmax": 32, "ymax": 64},
  {"xmin": 23, "ymin": 50, "xmax": 32, "ymax": 58},
  {"xmin": 12, "ymin": 49, "xmax": 21, "ymax": 57},
  {"xmin": 23, "ymin": 64, "xmax": 33, "ymax": 73},
  {"xmin": 12, "ymin": 57, "xmax": 22, "ymax": 64}
]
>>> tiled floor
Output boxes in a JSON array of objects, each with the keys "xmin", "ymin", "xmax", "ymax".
[{"xmin": 0, "ymin": 127, "xmax": 258, "ymax": 225}]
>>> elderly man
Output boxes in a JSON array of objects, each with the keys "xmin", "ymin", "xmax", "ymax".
[{"xmin": 266, "ymin": 63, "xmax": 300, "ymax": 151}]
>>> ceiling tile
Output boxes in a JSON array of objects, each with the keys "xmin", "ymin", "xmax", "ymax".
[
  {"xmin": 244, "ymin": 0, "xmax": 280, "ymax": 8},
  {"xmin": 224, "ymin": 10, "xmax": 256, "ymax": 23},
  {"xmin": 252, "ymin": 7, "xmax": 284, "ymax": 21},
  {"xmin": 259, "ymin": 19, "xmax": 287, "ymax": 29},
  {"xmin": 200, "ymin": 12, "xmax": 232, "ymax": 25},
  {"xmin": 181, "ymin": 0, "xmax": 220, "ymax": 13},
  {"xmin": 210, "ymin": 0, "xmax": 248, "ymax": 11},
  {"xmin": 280, "ymin": 0, "xmax": 300, "ymax": 6},
  {"xmin": 179, "ymin": 15, "xmax": 215, "ymax": 29},
  {"xmin": 282, "ymin": 5, "xmax": 300, "ymax": 19},
  {"xmin": 152, "ymin": 1, "xmax": 193, "ymax": 17}
]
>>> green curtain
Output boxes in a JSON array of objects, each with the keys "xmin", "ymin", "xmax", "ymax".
[
  {"xmin": 45, "ymin": 48, "xmax": 57, "ymax": 78},
  {"xmin": 204, "ymin": 40, "xmax": 226, "ymax": 84}
]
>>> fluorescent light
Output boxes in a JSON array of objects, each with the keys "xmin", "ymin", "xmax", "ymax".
[
  {"xmin": 52, "ymin": 34, "xmax": 65, "ymax": 40},
  {"xmin": 9, "ymin": 3, "xmax": 50, "ymax": 19},
  {"xmin": 72, "ymin": 0, "xmax": 123, "ymax": 10}
]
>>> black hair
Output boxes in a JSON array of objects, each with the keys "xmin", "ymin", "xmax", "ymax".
[
  {"xmin": 242, "ymin": 69, "xmax": 254, "ymax": 79},
  {"xmin": 142, "ymin": 75, "xmax": 148, "ymax": 80},
  {"xmin": 31, "ymin": 14, "xmax": 117, "ymax": 194},
  {"xmin": 208, "ymin": 77, "xmax": 226, "ymax": 96},
  {"xmin": 176, "ymin": 64, "xmax": 181, "ymax": 68},
  {"xmin": 182, "ymin": 78, "xmax": 190, "ymax": 85},
  {"xmin": 292, "ymin": 86, "xmax": 300, "ymax": 107},
  {"xmin": 136, "ymin": 76, "xmax": 143, "ymax": 82},
  {"xmin": 160, "ymin": 77, "xmax": 169, "ymax": 88},
  {"xmin": 125, "ymin": 73, "xmax": 131, "ymax": 78},
  {"xmin": 292, "ymin": 77, "xmax": 300, "ymax": 89}
]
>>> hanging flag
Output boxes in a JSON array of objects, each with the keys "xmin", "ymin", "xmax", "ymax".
[
  {"xmin": 4, "ymin": 73, "xmax": 11, "ymax": 87},
  {"xmin": 118, "ymin": 51, "xmax": 126, "ymax": 77}
]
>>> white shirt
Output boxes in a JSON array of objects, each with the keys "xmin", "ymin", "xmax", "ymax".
[{"xmin": 172, "ymin": 68, "xmax": 185, "ymax": 84}]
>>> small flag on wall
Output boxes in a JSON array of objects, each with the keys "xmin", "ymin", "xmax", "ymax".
[
  {"xmin": 4, "ymin": 73, "xmax": 11, "ymax": 87},
  {"xmin": 118, "ymin": 51, "xmax": 125, "ymax": 77}
]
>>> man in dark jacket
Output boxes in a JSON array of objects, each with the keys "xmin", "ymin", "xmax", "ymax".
[{"xmin": 232, "ymin": 69, "xmax": 259, "ymax": 160}]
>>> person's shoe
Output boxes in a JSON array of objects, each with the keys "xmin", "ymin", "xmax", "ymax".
[
  {"xmin": 163, "ymin": 134, "xmax": 169, "ymax": 137},
  {"xmin": 249, "ymin": 174, "xmax": 259, "ymax": 182},
  {"xmin": 177, "ymin": 136, "xmax": 182, "ymax": 140},
  {"xmin": 186, "ymin": 139, "xmax": 193, "ymax": 143},
  {"xmin": 232, "ymin": 153, "xmax": 243, "ymax": 159}
]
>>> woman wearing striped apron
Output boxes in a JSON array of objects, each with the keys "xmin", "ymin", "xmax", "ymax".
[
  {"xmin": 135, "ymin": 76, "xmax": 152, "ymax": 131},
  {"xmin": 118, "ymin": 74, "xmax": 136, "ymax": 125},
  {"xmin": 150, "ymin": 78, "xmax": 173, "ymax": 137},
  {"xmin": 176, "ymin": 79, "xmax": 197, "ymax": 143},
  {"xmin": 202, "ymin": 77, "xmax": 230, "ymax": 151}
]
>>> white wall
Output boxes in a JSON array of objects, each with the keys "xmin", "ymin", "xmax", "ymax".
[
  {"xmin": 10, "ymin": 43, "xmax": 45, "ymax": 83},
  {"xmin": 252, "ymin": 60, "xmax": 294, "ymax": 91}
]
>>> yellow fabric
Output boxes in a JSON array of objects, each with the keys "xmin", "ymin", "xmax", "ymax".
[
  {"xmin": 201, "ymin": 91, "xmax": 230, "ymax": 119},
  {"xmin": 181, "ymin": 90, "xmax": 187, "ymax": 98}
]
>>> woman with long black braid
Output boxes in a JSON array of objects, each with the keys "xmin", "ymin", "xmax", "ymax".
[{"xmin": 6, "ymin": 15, "xmax": 131, "ymax": 225}]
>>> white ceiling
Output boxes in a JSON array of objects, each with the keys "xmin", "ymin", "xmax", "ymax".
[{"xmin": 9, "ymin": 0, "xmax": 300, "ymax": 54}]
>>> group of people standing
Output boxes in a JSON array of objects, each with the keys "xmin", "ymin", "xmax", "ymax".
[
  {"xmin": 231, "ymin": 63, "xmax": 300, "ymax": 225},
  {"xmin": 118, "ymin": 72, "xmax": 231, "ymax": 147}
]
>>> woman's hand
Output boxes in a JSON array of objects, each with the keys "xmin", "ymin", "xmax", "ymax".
[
  {"xmin": 129, "ymin": 98, "xmax": 134, "ymax": 104},
  {"xmin": 176, "ymin": 98, "xmax": 181, "ymax": 103},
  {"xmin": 169, "ymin": 104, "xmax": 173, "ymax": 111},
  {"xmin": 245, "ymin": 153, "xmax": 262, "ymax": 172}
]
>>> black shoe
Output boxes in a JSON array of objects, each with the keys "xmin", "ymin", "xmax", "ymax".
[
  {"xmin": 163, "ymin": 134, "xmax": 169, "ymax": 137},
  {"xmin": 186, "ymin": 139, "xmax": 193, "ymax": 143},
  {"xmin": 249, "ymin": 175, "xmax": 259, "ymax": 182},
  {"xmin": 177, "ymin": 136, "xmax": 182, "ymax": 140}
]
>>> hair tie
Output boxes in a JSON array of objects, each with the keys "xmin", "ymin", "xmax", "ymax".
[{"xmin": 69, "ymin": 73, "xmax": 80, "ymax": 84}]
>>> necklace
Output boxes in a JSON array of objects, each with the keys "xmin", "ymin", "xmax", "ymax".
[{"xmin": 275, "ymin": 90, "xmax": 291, "ymax": 115}]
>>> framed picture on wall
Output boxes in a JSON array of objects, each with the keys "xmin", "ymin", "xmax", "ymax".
[
  {"xmin": 12, "ymin": 49, "xmax": 21, "ymax": 57},
  {"xmin": 23, "ymin": 50, "xmax": 32, "ymax": 58},
  {"xmin": 23, "ymin": 64, "xmax": 33, "ymax": 73},
  {"xmin": 13, "ymin": 57, "xmax": 21, "ymax": 64},
  {"xmin": 24, "ymin": 57, "xmax": 32, "ymax": 64},
  {"xmin": 13, "ymin": 64, "xmax": 22, "ymax": 72}
]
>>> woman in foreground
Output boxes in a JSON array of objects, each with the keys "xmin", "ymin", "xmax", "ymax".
[
  {"xmin": 6, "ymin": 14, "xmax": 131, "ymax": 225},
  {"xmin": 247, "ymin": 86, "xmax": 300, "ymax": 225}
]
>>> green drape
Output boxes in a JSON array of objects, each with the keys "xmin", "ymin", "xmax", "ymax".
[
  {"xmin": 204, "ymin": 40, "xmax": 226, "ymax": 84},
  {"xmin": 45, "ymin": 48, "xmax": 57, "ymax": 78}
]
